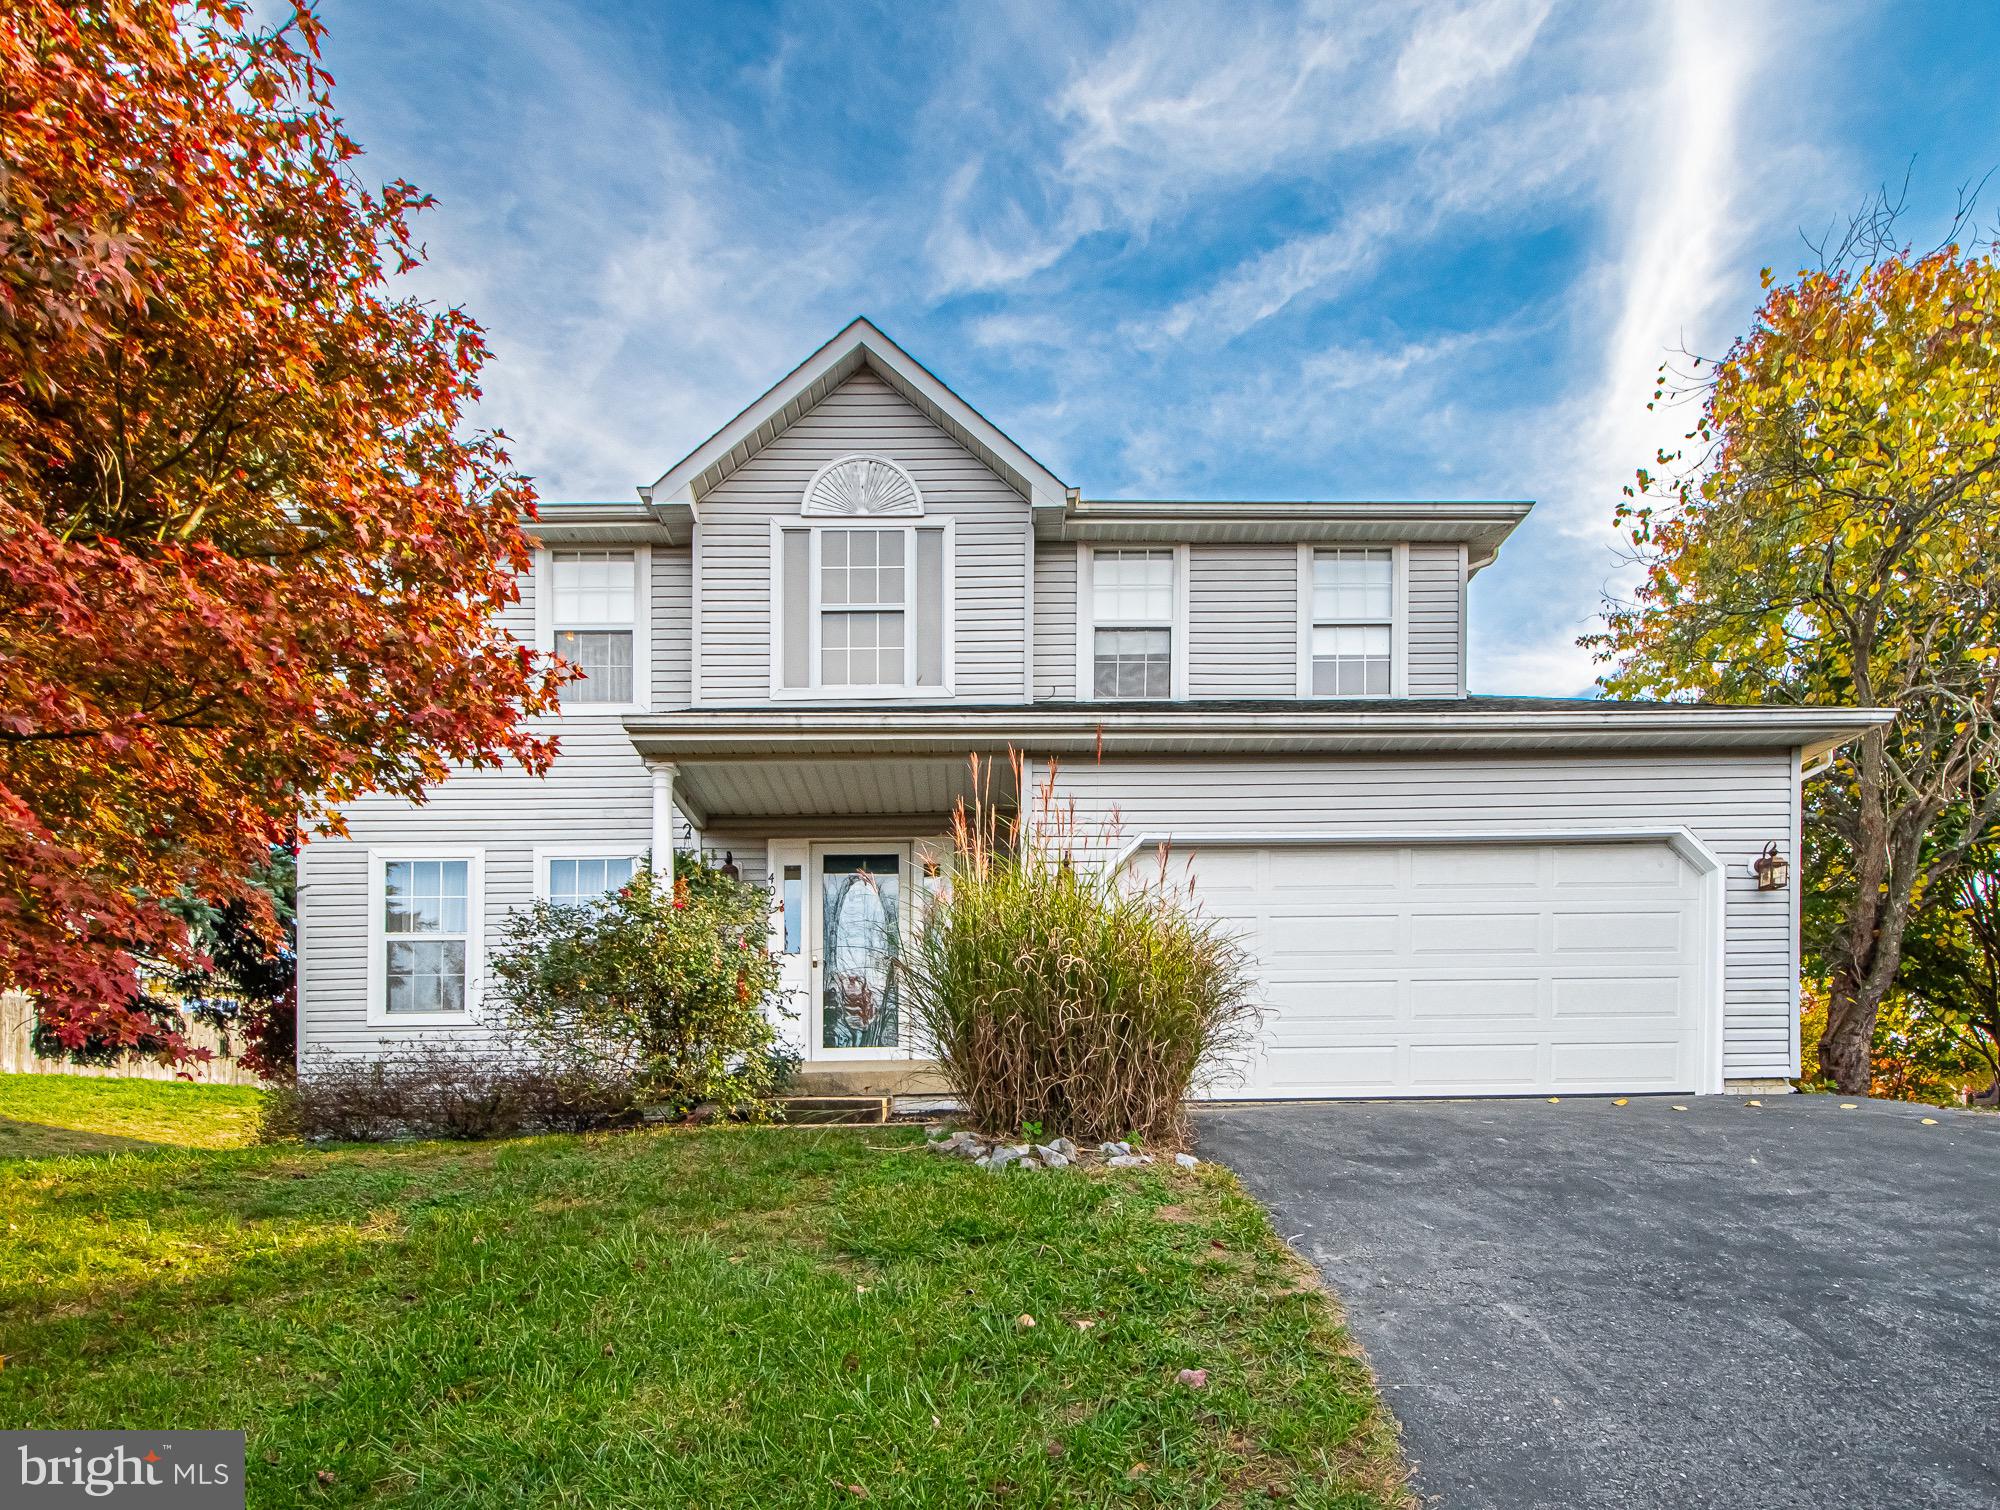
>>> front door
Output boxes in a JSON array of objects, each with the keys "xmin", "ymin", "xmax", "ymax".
[{"xmin": 810, "ymin": 845, "xmax": 908, "ymax": 1056}]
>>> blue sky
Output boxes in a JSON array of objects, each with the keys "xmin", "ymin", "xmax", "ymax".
[{"xmin": 321, "ymin": 0, "xmax": 1998, "ymax": 694}]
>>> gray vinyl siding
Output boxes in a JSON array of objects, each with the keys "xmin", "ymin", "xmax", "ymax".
[
  {"xmin": 298, "ymin": 723, "xmax": 660, "ymax": 1063},
  {"xmin": 1407, "ymin": 544, "xmax": 1465, "ymax": 697},
  {"xmin": 654, "ymin": 547, "xmax": 693, "ymax": 706},
  {"xmin": 695, "ymin": 371, "xmax": 1030, "ymax": 704},
  {"xmin": 1031, "ymin": 546, "xmax": 1077, "ymax": 700},
  {"xmin": 1189, "ymin": 545, "xmax": 1297, "ymax": 696},
  {"xmin": 1037, "ymin": 751, "xmax": 1799, "ymax": 1081}
]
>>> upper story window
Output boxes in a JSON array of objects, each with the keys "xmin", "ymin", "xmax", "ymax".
[
  {"xmin": 820, "ymin": 528, "xmax": 906, "ymax": 686},
  {"xmin": 537, "ymin": 548, "xmax": 650, "ymax": 712},
  {"xmin": 1086, "ymin": 547, "xmax": 1182, "ymax": 700},
  {"xmin": 772, "ymin": 523, "xmax": 950, "ymax": 697},
  {"xmin": 551, "ymin": 551, "xmax": 635, "ymax": 706},
  {"xmin": 771, "ymin": 457, "xmax": 950, "ymax": 699},
  {"xmin": 1308, "ymin": 548, "xmax": 1394, "ymax": 696}
]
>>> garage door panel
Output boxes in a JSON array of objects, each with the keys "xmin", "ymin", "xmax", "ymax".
[
  {"xmin": 1408, "ymin": 977, "xmax": 1540, "ymax": 1019},
  {"xmin": 1267, "ymin": 848, "xmax": 1399, "ymax": 889},
  {"xmin": 1550, "ymin": 1039, "xmax": 1686, "ymax": 1086},
  {"xmin": 1256, "ymin": 1045, "xmax": 1399, "ymax": 1089},
  {"xmin": 1552, "ymin": 975, "xmax": 1683, "ymax": 1018},
  {"xmin": 1410, "ymin": 1041, "xmax": 1540, "ymax": 1086},
  {"xmin": 1410, "ymin": 846, "xmax": 1541, "ymax": 888},
  {"xmin": 1268, "ymin": 910, "xmax": 1402, "ymax": 954},
  {"xmin": 1190, "ymin": 841, "xmax": 1706, "ymax": 1098},
  {"xmin": 1552, "ymin": 843, "xmax": 1686, "ymax": 888},
  {"xmin": 1553, "ymin": 908, "xmax": 1683, "ymax": 953},
  {"xmin": 1264, "ymin": 977, "xmax": 1399, "ymax": 1023},
  {"xmin": 1410, "ymin": 911, "xmax": 1540, "ymax": 953}
]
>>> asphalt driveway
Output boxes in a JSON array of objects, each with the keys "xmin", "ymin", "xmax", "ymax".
[{"xmin": 1196, "ymin": 1095, "xmax": 2000, "ymax": 1510}]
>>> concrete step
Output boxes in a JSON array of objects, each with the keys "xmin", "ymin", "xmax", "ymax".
[
  {"xmin": 789, "ymin": 1059, "xmax": 951, "ymax": 1097},
  {"xmin": 779, "ymin": 1095, "xmax": 889, "ymax": 1125}
]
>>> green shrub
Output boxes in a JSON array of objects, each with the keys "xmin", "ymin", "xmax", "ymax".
[
  {"xmin": 484, "ymin": 860, "xmax": 793, "ymax": 1119},
  {"xmin": 901, "ymin": 772, "xmax": 1259, "ymax": 1146}
]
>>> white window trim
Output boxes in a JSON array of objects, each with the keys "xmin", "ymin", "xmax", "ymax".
[
  {"xmin": 533, "ymin": 545, "xmax": 652, "ymax": 715},
  {"xmin": 1296, "ymin": 543, "xmax": 1408, "ymax": 699},
  {"xmin": 365, "ymin": 847, "xmax": 485, "ymax": 1027},
  {"xmin": 530, "ymin": 843, "xmax": 646, "ymax": 902},
  {"xmin": 1076, "ymin": 542, "xmax": 1189, "ymax": 702},
  {"xmin": 767, "ymin": 519, "xmax": 955, "ymax": 701}
]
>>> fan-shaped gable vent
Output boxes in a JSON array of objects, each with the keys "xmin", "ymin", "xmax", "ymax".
[{"xmin": 801, "ymin": 454, "xmax": 924, "ymax": 517}]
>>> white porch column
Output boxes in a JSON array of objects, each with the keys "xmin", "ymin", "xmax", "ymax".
[{"xmin": 650, "ymin": 762, "xmax": 677, "ymax": 881}]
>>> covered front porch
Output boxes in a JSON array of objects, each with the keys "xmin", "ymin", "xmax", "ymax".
[{"xmin": 631, "ymin": 728, "xmax": 1025, "ymax": 1097}]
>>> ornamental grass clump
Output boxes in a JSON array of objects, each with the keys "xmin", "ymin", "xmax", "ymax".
[{"xmin": 902, "ymin": 759, "xmax": 1260, "ymax": 1146}]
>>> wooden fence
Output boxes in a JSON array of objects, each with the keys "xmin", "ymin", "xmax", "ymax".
[{"xmin": 0, "ymin": 991, "xmax": 263, "ymax": 1085}]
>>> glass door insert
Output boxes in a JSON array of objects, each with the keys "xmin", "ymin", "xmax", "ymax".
[{"xmin": 819, "ymin": 852, "xmax": 902, "ymax": 1050}]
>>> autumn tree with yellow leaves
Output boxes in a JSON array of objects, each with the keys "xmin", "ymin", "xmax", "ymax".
[{"xmin": 1589, "ymin": 218, "xmax": 2000, "ymax": 1095}]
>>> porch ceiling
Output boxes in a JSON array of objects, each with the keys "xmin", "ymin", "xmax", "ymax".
[{"xmin": 670, "ymin": 755, "xmax": 1016, "ymax": 828}]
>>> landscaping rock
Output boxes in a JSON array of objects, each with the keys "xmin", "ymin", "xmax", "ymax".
[
  {"xmin": 1106, "ymin": 1153, "xmax": 1153, "ymax": 1168},
  {"xmin": 1048, "ymin": 1137, "xmax": 1078, "ymax": 1158},
  {"xmin": 1173, "ymin": 1153, "xmax": 1200, "ymax": 1169},
  {"xmin": 1098, "ymin": 1141, "xmax": 1132, "ymax": 1157},
  {"xmin": 1019, "ymin": 1157, "xmax": 1042, "ymax": 1171}
]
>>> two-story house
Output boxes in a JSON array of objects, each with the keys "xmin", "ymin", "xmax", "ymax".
[{"xmin": 296, "ymin": 319, "xmax": 1891, "ymax": 1100}]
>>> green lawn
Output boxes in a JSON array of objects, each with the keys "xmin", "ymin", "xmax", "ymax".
[
  {"xmin": 0, "ymin": 1071, "xmax": 265, "ymax": 1157},
  {"xmin": 0, "ymin": 1080, "xmax": 1407, "ymax": 1509}
]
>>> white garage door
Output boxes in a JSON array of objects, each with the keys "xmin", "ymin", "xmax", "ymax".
[{"xmin": 1186, "ymin": 841, "xmax": 1708, "ymax": 1098}]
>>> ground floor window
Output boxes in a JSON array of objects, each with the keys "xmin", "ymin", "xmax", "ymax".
[
  {"xmin": 544, "ymin": 853, "xmax": 638, "ymax": 907},
  {"xmin": 373, "ymin": 852, "xmax": 482, "ymax": 1020}
]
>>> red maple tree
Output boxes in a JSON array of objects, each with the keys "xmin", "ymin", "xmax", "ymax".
[{"xmin": 0, "ymin": 2, "xmax": 568, "ymax": 1062}]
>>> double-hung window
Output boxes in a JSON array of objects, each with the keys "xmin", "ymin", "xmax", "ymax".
[
  {"xmin": 1308, "ymin": 548, "xmax": 1394, "ymax": 695},
  {"xmin": 772, "ymin": 523, "xmax": 950, "ymax": 696},
  {"xmin": 548, "ymin": 550, "xmax": 639, "ymax": 708},
  {"xmin": 820, "ymin": 528, "xmax": 906, "ymax": 686},
  {"xmin": 370, "ymin": 852, "xmax": 481, "ymax": 1022},
  {"xmin": 1089, "ymin": 548, "xmax": 1177, "ymax": 699}
]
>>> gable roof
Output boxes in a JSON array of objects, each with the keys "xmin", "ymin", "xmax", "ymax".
[{"xmin": 639, "ymin": 317, "xmax": 1072, "ymax": 516}]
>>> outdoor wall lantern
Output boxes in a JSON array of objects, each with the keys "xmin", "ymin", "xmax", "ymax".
[{"xmin": 1753, "ymin": 843, "xmax": 1791, "ymax": 892}]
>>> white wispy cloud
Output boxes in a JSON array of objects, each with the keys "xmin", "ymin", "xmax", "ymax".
[
  {"xmin": 339, "ymin": 0, "xmax": 891, "ymax": 498},
  {"xmin": 926, "ymin": 0, "xmax": 1569, "ymax": 299},
  {"xmin": 1468, "ymin": 0, "xmax": 1821, "ymax": 693},
  {"xmin": 1391, "ymin": 0, "xmax": 1556, "ymax": 129},
  {"xmin": 1140, "ymin": 93, "xmax": 1607, "ymax": 348}
]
